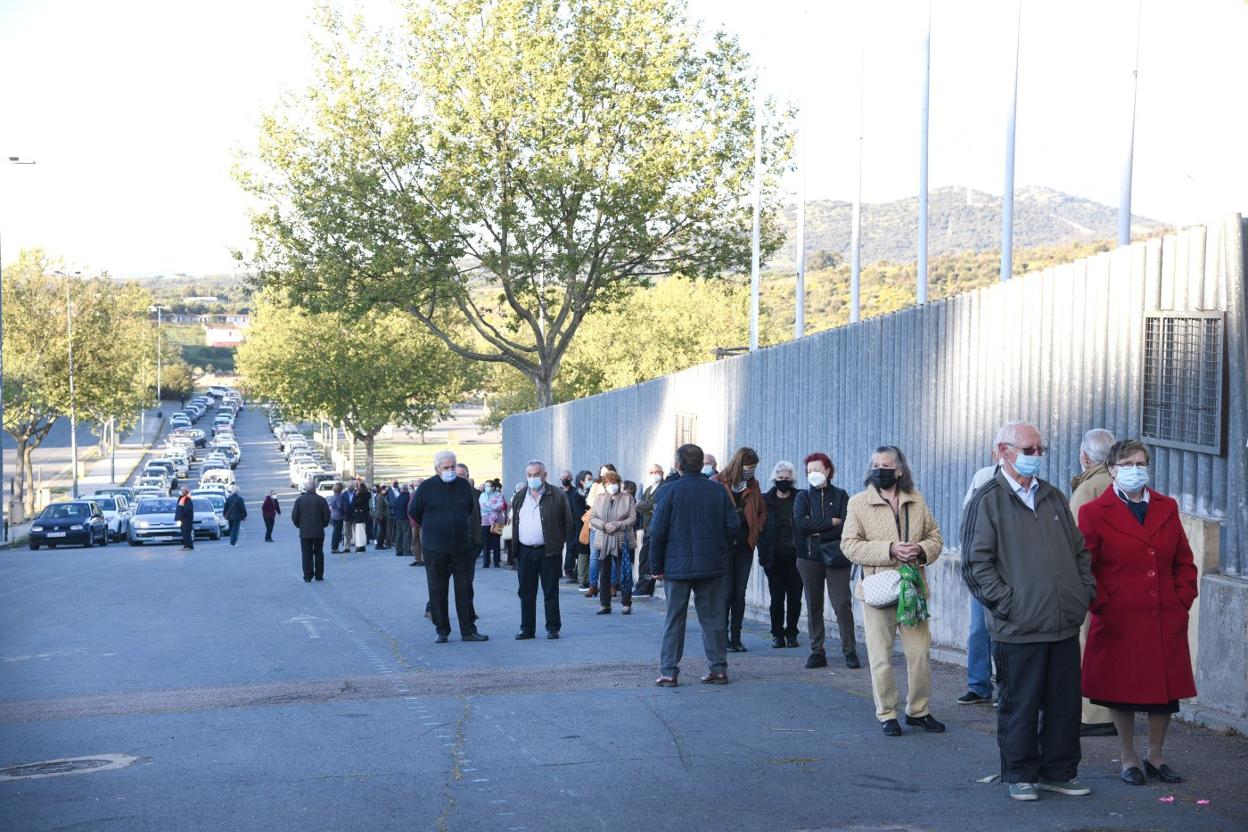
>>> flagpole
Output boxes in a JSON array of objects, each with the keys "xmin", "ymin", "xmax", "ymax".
[
  {"xmin": 917, "ymin": 0, "xmax": 931, "ymax": 304},
  {"xmin": 1000, "ymin": 0, "xmax": 1021, "ymax": 282},
  {"xmin": 750, "ymin": 87, "xmax": 762, "ymax": 351},
  {"xmin": 850, "ymin": 30, "xmax": 864, "ymax": 324},
  {"xmin": 1118, "ymin": 0, "xmax": 1142, "ymax": 247}
]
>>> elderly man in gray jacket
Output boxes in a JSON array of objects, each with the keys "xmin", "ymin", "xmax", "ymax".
[{"xmin": 962, "ymin": 421, "xmax": 1096, "ymax": 802}]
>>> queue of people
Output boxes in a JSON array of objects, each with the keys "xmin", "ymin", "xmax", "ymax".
[{"xmin": 273, "ymin": 416, "xmax": 1199, "ymax": 803}]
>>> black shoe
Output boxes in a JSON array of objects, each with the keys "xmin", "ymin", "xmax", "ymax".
[
  {"xmin": 805, "ymin": 652, "xmax": 828, "ymax": 669},
  {"xmin": 434, "ymin": 634, "xmax": 449, "ymax": 644},
  {"xmin": 786, "ymin": 635, "xmax": 799, "ymax": 648},
  {"xmin": 546, "ymin": 632, "xmax": 560, "ymax": 640},
  {"xmin": 462, "ymin": 632, "xmax": 490, "ymax": 642},
  {"xmin": 303, "ymin": 577, "xmax": 312, "ymax": 582},
  {"xmin": 1143, "ymin": 759, "xmax": 1182, "ymax": 783},
  {"xmin": 1120, "ymin": 766, "xmax": 1146, "ymax": 785},
  {"xmin": 597, "ymin": 607, "xmax": 611, "ymax": 615},
  {"xmin": 410, "ymin": 561, "xmax": 421, "ymax": 566},
  {"xmin": 314, "ymin": 577, "xmax": 324, "ymax": 581},
  {"xmin": 727, "ymin": 640, "xmax": 747, "ymax": 653},
  {"xmin": 957, "ymin": 690, "xmax": 992, "ymax": 705},
  {"xmin": 844, "ymin": 651, "xmax": 861, "ymax": 669},
  {"xmin": 515, "ymin": 632, "xmax": 535, "ymax": 640},
  {"xmin": 772, "ymin": 637, "xmax": 786, "ymax": 648},
  {"xmin": 881, "ymin": 719, "xmax": 902, "ymax": 736},
  {"xmin": 904, "ymin": 714, "xmax": 946, "ymax": 733},
  {"xmin": 1080, "ymin": 722, "xmax": 1118, "ymax": 737}
]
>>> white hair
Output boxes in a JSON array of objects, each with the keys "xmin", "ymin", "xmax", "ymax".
[
  {"xmin": 996, "ymin": 420, "xmax": 1039, "ymax": 448},
  {"xmin": 433, "ymin": 450, "xmax": 457, "ymax": 469},
  {"xmin": 230, "ymin": 485, "xmax": 240, "ymax": 495},
  {"xmin": 771, "ymin": 460, "xmax": 796, "ymax": 481},
  {"xmin": 525, "ymin": 459, "xmax": 546, "ymax": 473},
  {"xmin": 1080, "ymin": 428, "xmax": 1116, "ymax": 464}
]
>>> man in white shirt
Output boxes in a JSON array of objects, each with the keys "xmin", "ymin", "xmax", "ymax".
[{"xmin": 511, "ymin": 460, "xmax": 573, "ymax": 640}]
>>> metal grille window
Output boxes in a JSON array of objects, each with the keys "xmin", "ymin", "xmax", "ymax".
[
  {"xmin": 1141, "ymin": 311, "xmax": 1225, "ymax": 454},
  {"xmin": 675, "ymin": 413, "xmax": 697, "ymax": 448}
]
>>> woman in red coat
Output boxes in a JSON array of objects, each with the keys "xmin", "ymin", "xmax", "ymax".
[{"xmin": 1077, "ymin": 439, "xmax": 1198, "ymax": 787}]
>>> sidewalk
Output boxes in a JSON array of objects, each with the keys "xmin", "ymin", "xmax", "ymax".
[{"xmin": 5, "ymin": 405, "xmax": 167, "ymax": 545}]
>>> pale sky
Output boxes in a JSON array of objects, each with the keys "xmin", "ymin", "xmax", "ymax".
[{"xmin": 1, "ymin": 0, "xmax": 1245, "ymax": 277}]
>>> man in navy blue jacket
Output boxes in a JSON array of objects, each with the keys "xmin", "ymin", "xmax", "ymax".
[
  {"xmin": 649, "ymin": 444, "xmax": 741, "ymax": 686},
  {"xmin": 409, "ymin": 451, "xmax": 485, "ymax": 643}
]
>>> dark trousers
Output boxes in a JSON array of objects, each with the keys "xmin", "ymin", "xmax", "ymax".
[
  {"xmin": 228, "ymin": 519, "xmax": 242, "ymax": 545},
  {"xmin": 395, "ymin": 522, "xmax": 411, "ymax": 556},
  {"xmin": 636, "ymin": 529, "xmax": 651, "ymax": 579},
  {"xmin": 481, "ymin": 528, "xmax": 501, "ymax": 567},
  {"xmin": 330, "ymin": 519, "xmax": 344, "ymax": 551},
  {"xmin": 387, "ymin": 516, "xmax": 398, "ymax": 549},
  {"xmin": 375, "ymin": 517, "xmax": 389, "ymax": 548},
  {"xmin": 426, "ymin": 549, "xmax": 477, "ymax": 637},
  {"xmin": 263, "ymin": 516, "xmax": 275, "ymax": 541},
  {"xmin": 764, "ymin": 553, "xmax": 803, "ymax": 639},
  {"xmin": 724, "ymin": 539, "xmax": 753, "ymax": 640},
  {"xmin": 994, "ymin": 636, "xmax": 1082, "ymax": 783},
  {"xmin": 563, "ymin": 533, "xmax": 578, "ymax": 578},
  {"xmin": 516, "ymin": 543, "xmax": 561, "ymax": 634},
  {"xmin": 181, "ymin": 523, "xmax": 194, "ymax": 548},
  {"xmin": 300, "ymin": 536, "xmax": 325, "ymax": 579},
  {"xmin": 598, "ymin": 551, "xmax": 632, "ymax": 609}
]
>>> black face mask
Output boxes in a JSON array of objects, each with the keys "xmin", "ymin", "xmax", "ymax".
[
  {"xmin": 774, "ymin": 479, "xmax": 793, "ymax": 492},
  {"xmin": 561, "ymin": 478, "xmax": 572, "ymax": 487},
  {"xmin": 870, "ymin": 468, "xmax": 898, "ymax": 490}
]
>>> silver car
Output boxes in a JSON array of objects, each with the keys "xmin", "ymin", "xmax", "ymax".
[{"xmin": 127, "ymin": 497, "xmax": 221, "ymax": 545}]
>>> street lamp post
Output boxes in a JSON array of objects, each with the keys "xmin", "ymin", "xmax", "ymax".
[
  {"xmin": 2, "ymin": 156, "xmax": 37, "ymax": 537},
  {"xmin": 150, "ymin": 305, "xmax": 167, "ymax": 415}
]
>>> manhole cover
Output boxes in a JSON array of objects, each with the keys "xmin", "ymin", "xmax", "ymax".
[{"xmin": 0, "ymin": 754, "xmax": 140, "ymax": 781}]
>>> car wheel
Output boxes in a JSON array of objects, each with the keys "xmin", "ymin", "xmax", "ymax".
[
  {"xmin": 211, "ymin": 531, "xmax": 221, "ymax": 541},
  {"xmin": 29, "ymin": 542, "xmax": 39, "ymax": 550},
  {"xmin": 99, "ymin": 528, "xmax": 108, "ymax": 546},
  {"xmin": 48, "ymin": 543, "xmax": 56, "ymax": 549},
  {"xmin": 83, "ymin": 532, "xmax": 93, "ymax": 548}
]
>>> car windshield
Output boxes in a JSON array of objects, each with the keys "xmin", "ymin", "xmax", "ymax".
[
  {"xmin": 41, "ymin": 503, "xmax": 90, "ymax": 519},
  {"xmin": 200, "ymin": 494, "xmax": 225, "ymax": 510},
  {"xmin": 95, "ymin": 498, "xmax": 118, "ymax": 511},
  {"xmin": 193, "ymin": 498, "xmax": 213, "ymax": 513},
  {"xmin": 136, "ymin": 499, "xmax": 178, "ymax": 515}
]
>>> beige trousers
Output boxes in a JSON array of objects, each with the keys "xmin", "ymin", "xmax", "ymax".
[
  {"xmin": 862, "ymin": 602, "xmax": 932, "ymax": 722},
  {"xmin": 1079, "ymin": 614, "xmax": 1113, "ymax": 724}
]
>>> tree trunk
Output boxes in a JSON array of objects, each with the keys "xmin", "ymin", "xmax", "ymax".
[
  {"xmin": 20, "ymin": 443, "xmax": 35, "ymax": 515},
  {"xmin": 533, "ymin": 371, "xmax": 554, "ymax": 410},
  {"xmin": 364, "ymin": 434, "xmax": 376, "ymax": 485}
]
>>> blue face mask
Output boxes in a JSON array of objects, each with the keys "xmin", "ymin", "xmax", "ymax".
[
  {"xmin": 1012, "ymin": 451, "xmax": 1042, "ymax": 478},
  {"xmin": 439, "ymin": 470, "xmax": 457, "ymax": 483},
  {"xmin": 701, "ymin": 465, "xmax": 714, "ymax": 476},
  {"xmin": 1114, "ymin": 465, "xmax": 1149, "ymax": 493},
  {"xmin": 527, "ymin": 477, "xmax": 543, "ymax": 491}
]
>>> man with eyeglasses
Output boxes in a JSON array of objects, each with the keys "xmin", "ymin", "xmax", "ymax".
[{"xmin": 961, "ymin": 421, "xmax": 1097, "ymax": 802}]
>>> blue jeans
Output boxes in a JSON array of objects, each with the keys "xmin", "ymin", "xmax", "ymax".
[
  {"xmin": 228, "ymin": 519, "xmax": 242, "ymax": 545},
  {"xmin": 968, "ymin": 599, "xmax": 994, "ymax": 696}
]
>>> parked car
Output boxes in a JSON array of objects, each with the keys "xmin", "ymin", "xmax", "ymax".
[
  {"xmin": 93, "ymin": 495, "xmax": 132, "ymax": 541},
  {"xmin": 29, "ymin": 501, "xmax": 109, "ymax": 549},
  {"xmin": 128, "ymin": 496, "xmax": 220, "ymax": 544},
  {"xmin": 94, "ymin": 486, "xmax": 136, "ymax": 503},
  {"xmin": 200, "ymin": 468, "xmax": 236, "ymax": 487}
]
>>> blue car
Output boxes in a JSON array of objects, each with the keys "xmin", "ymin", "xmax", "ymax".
[{"xmin": 29, "ymin": 501, "xmax": 109, "ymax": 549}]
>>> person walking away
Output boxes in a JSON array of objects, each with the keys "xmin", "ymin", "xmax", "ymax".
[
  {"xmin": 224, "ymin": 485, "xmax": 248, "ymax": 546},
  {"xmin": 1078, "ymin": 439, "xmax": 1197, "ymax": 786},
  {"xmin": 962, "ymin": 421, "xmax": 1096, "ymax": 802},
  {"xmin": 714, "ymin": 448, "xmax": 767, "ymax": 652},
  {"xmin": 842, "ymin": 445, "xmax": 945, "ymax": 738},
  {"xmin": 572, "ymin": 470, "xmax": 594, "ymax": 588},
  {"xmin": 634, "ymin": 463, "xmax": 665, "ymax": 597},
  {"xmin": 175, "ymin": 485, "xmax": 195, "ymax": 551},
  {"xmin": 794, "ymin": 452, "xmax": 858, "ymax": 670},
  {"xmin": 329, "ymin": 483, "xmax": 346, "ymax": 553},
  {"xmin": 409, "ymin": 452, "xmax": 486, "ymax": 642},
  {"xmin": 1069, "ymin": 427, "xmax": 1118, "ymax": 737},
  {"xmin": 394, "ymin": 483, "xmax": 412, "ymax": 557},
  {"xmin": 650, "ymin": 444, "xmax": 741, "ymax": 686},
  {"xmin": 261, "ymin": 490, "xmax": 281, "ymax": 543},
  {"xmin": 372, "ymin": 485, "xmax": 391, "ymax": 550},
  {"xmin": 512, "ymin": 461, "xmax": 572, "ymax": 640},
  {"xmin": 589, "ymin": 471, "xmax": 638, "ymax": 615},
  {"xmin": 757, "ymin": 462, "xmax": 803, "ymax": 648},
  {"xmin": 350, "ymin": 481, "xmax": 371, "ymax": 553},
  {"xmin": 479, "ymin": 479, "xmax": 507, "ymax": 568},
  {"xmin": 291, "ymin": 478, "xmax": 331, "ymax": 581}
]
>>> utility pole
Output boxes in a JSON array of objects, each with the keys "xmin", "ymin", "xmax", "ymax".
[
  {"xmin": 917, "ymin": 0, "xmax": 932, "ymax": 304},
  {"xmin": 1000, "ymin": 0, "xmax": 1022, "ymax": 282},
  {"xmin": 749, "ymin": 88, "xmax": 763, "ymax": 352},
  {"xmin": 850, "ymin": 33, "xmax": 864, "ymax": 323},
  {"xmin": 1118, "ymin": 0, "xmax": 1143, "ymax": 246}
]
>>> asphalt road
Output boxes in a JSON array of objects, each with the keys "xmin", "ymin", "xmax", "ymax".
[{"xmin": 1, "ymin": 407, "xmax": 1243, "ymax": 831}]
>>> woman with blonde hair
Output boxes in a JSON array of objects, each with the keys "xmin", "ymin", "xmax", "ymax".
[
  {"xmin": 716, "ymin": 447, "xmax": 767, "ymax": 652},
  {"xmin": 589, "ymin": 471, "xmax": 637, "ymax": 614},
  {"xmin": 842, "ymin": 445, "xmax": 944, "ymax": 737}
]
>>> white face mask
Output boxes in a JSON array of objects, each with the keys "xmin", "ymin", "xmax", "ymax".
[
  {"xmin": 649, "ymin": 473, "xmax": 662, "ymax": 485},
  {"xmin": 606, "ymin": 483, "xmax": 620, "ymax": 495},
  {"xmin": 439, "ymin": 470, "xmax": 457, "ymax": 483},
  {"xmin": 807, "ymin": 471, "xmax": 827, "ymax": 488}
]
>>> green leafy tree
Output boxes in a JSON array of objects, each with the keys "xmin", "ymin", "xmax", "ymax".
[
  {"xmin": 238, "ymin": 0, "xmax": 792, "ymax": 409},
  {"xmin": 237, "ymin": 295, "xmax": 478, "ymax": 482}
]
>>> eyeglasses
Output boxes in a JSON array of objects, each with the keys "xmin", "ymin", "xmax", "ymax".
[{"xmin": 1008, "ymin": 443, "xmax": 1047, "ymax": 456}]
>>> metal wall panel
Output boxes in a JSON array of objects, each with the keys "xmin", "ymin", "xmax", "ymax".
[{"xmin": 505, "ymin": 218, "xmax": 1247, "ymax": 576}]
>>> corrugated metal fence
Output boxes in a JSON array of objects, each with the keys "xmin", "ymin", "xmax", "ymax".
[{"xmin": 504, "ymin": 215, "xmax": 1247, "ymax": 595}]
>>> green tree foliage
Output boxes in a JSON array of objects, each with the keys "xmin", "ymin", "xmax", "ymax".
[
  {"xmin": 159, "ymin": 361, "xmax": 197, "ymax": 405},
  {"xmin": 237, "ymin": 0, "xmax": 792, "ymax": 409},
  {"xmin": 2, "ymin": 250, "xmax": 154, "ymax": 513},
  {"xmin": 236, "ymin": 295, "xmax": 478, "ymax": 482}
]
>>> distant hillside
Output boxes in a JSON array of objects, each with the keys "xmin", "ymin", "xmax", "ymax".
[{"xmin": 771, "ymin": 185, "xmax": 1167, "ymax": 271}]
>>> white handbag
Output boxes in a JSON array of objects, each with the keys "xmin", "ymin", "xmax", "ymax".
[{"xmin": 861, "ymin": 569, "xmax": 902, "ymax": 608}]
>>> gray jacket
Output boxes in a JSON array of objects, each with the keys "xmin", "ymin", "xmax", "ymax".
[{"xmin": 960, "ymin": 469, "xmax": 1095, "ymax": 644}]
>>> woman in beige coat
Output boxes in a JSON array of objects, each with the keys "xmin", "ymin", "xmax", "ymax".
[
  {"xmin": 841, "ymin": 445, "xmax": 945, "ymax": 737},
  {"xmin": 589, "ymin": 471, "xmax": 637, "ymax": 615}
]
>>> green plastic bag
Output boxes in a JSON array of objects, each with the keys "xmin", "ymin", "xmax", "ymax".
[{"xmin": 896, "ymin": 563, "xmax": 929, "ymax": 627}]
